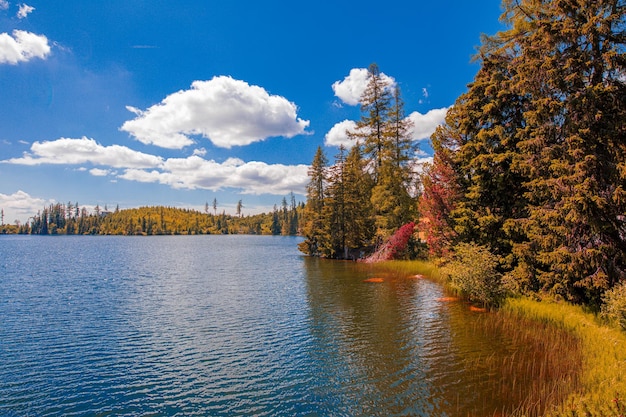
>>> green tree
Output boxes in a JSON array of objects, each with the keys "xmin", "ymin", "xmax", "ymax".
[
  {"xmin": 299, "ymin": 146, "xmax": 328, "ymax": 256},
  {"xmin": 270, "ymin": 205, "xmax": 281, "ymax": 235},
  {"xmin": 343, "ymin": 143, "xmax": 376, "ymax": 254},
  {"xmin": 444, "ymin": 49, "xmax": 529, "ymax": 268},
  {"xmin": 502, "ymin": 0, "xmax": 626, "ymax": 305},
  {"xmin": 320, "ymin": 146, "xmax": 348, "ymax": 258},
  {"xmin": 236, "ymin": 199, "xmax": 243, "ymax": 218},
  {"xmin": 422, "ymin": 0, "xmax": 626, "ymax": 306},
  {"xmin": 288, "ymin": 192, "xmax": 298, "ymax": 235},
  {"xmin": 387, "ymin": 85, "xmax": 416, "ymax": 173},
  {"xmin": 349, "ymin": 63, "xmax": 393, "ymax": 178}
]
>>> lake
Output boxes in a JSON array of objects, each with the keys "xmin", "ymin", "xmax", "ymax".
[{"xmin": 0, "ymin": 235, "xmax": 577, "ymax": 416}]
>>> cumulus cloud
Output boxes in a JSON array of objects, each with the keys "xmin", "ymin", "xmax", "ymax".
[
  {"xmin": 0, "ymin": 190, "xmax": 48, "ymax": 223},
  {"xmin": 324, "ymin": 120, "xmax": 358, "ymax": 148},
  {"xmin": 89, "ymin": 168, "xmax": 114, "ymax": 177},
  {"xmin": 121, "ymin": 76, "xmax": 310, "ymax": 149},
  {"xmin": 0, "ymin": 29, "xmax": 51, "ymax": 64},
  {"xmin": 2, "ymin": 137, "xmax": 309, "ymax": 196},
  {"xmin": 408, "ymin": 107, "xmax": 449, "ymax": 140},
  {"xmin": 332, "ymin": 68, "xmax": 396, "ymax": 106},
  {"xmin": 17, "ymin": 3, "xmax": 34, "ymax": 18},
  {"xmin": 324, "ymin": 107, "xmax": 448, "ymax": 147},
  {"xmin": 120, "ymin": 156, "xmax": 309, "ymax": 195},
  {"xmin": 3, "ymin": 137, "xmax": 164, "ymax": 168}
]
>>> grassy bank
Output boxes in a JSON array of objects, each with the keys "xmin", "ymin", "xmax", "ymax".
[
  {"xmin": 375, "ymin": 260, "xmax": 626, "ymax": 417},
  {"xmin": 504, "ymin": 298, "xmax": 626, "ymax": 417}
]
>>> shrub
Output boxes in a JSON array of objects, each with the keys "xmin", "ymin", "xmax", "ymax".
[
  {"xmin": 601, "ymin": 281, "xmax": 626, "ymax": 331},
  {"xmin": 362, "ymin": 222, "xmax": 415, "ymax": 263},
  {"xmin": 440, "ymin": 242, "xmax": 505, "ymax": 308}
]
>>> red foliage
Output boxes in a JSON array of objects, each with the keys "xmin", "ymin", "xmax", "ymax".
[
  {"xmin": 362, "ymin": 222, "xmax": 415, "ymax": 263},
  {"xmin": 418, "ymin": 149, "xmax": 461, "ymax": 257}
]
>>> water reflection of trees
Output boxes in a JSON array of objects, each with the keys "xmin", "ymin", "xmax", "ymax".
[
  {"xmin": 303, "ymin": 257, "xmax": 448, "ymax": 416},
  {"xmin": 302, "ymin": 257, "xmax": 583, "ymax": 417}
]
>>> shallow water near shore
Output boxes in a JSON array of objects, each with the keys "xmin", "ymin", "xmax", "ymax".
[{"xmin": 0, "ymin": 235, "xmax": 579, "ymax": 416}]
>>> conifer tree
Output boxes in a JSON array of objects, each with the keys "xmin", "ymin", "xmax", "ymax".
[
  {"xmin": 299, "ymin": 146, "xmax": 328, "ymax": 256},
  {"xmin": 501, "ymin": 0, "xmax": 626, "ymax": 304},
  {"xmin": 349, "ymin": 63, "xmax": 393, "ymax": 179},
  {"xmin": 343, "ymin": 143, "xmax": 376, "ymax": 253},
  {"xmin": 387, "ymin": 85, "xmax": 416, "ymax": 173},
  {"xmin": 320, "ymin": 146, "xmax": 348, "ymax": 258},
  {"xmin": 422, "ymin": 0, "xmax": 626, "ymax": 304}
]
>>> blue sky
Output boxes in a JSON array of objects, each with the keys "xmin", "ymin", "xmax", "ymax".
[{"xmin": 0, "ymin": 0, "xmax": 504, "ymax": 224}]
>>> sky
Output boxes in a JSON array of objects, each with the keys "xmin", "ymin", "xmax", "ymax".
[{"xmin": 0, "ymin": 0, "xmax": 505, "ymax": 225}]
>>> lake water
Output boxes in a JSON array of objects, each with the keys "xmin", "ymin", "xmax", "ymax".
[{"xmin": 0, "ymin": 235, "xmax": 574, "ymax": 416}]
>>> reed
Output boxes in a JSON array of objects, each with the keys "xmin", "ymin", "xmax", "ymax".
[
  {"xmin": 453, "ymin": 307, "xmax": 583, "ymax": 417},
  {"xmin": 374, "ymin": 260, "xmax": 626, "ymax": 416},
  {"xmin": 504, "ymin": 298, "xmax": 626, "ymax": 417}
]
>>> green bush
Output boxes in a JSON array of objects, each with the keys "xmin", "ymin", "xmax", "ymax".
[
  {"xmin": 601, "ymin": 281, "xmax": 626, "ymax": 331},
  {"xmin": 440, "ymin": 242, "xmax": 505, "ymax": 308}
]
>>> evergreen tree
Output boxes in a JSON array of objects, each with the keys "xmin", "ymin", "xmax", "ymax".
[
  {"xmin": 320, "ymin": 146, "xmax": 348, "ymax": 258},
  {"xmin": 387, "ymin": 85, "xmax": 416, "ymax": 173},
  {"xmin": 236, "ymin": 199, "xmax": 243, "ymax": 218},
  {"xmin": 349, "ymin": 63, "xmax": 393, "ymax": 179},
  {"xmin": 270, "ymin": 205, "xmax": 281, "ymax": 235},
  {"xmin": 288, "ymin": 192, "xmax": 298, "ymax": 235},
  {"xmin": 299, "ymin": 146, "xmax": 328, "ymax": 256},
  {"xmin": 422, "ymin": 0, "xmax": 626, "ymax": 305},
  {"xmin": 501, "ymin": 0, "xmax": 626, "ymax": 304},
  {"xmin": 343, "ymin": 143, "xmax": 376, "ymax": 254}
]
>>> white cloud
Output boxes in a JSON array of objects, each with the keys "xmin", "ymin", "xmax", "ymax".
[
  {"xmin": 0, "ymin": 30, "xmax": 51, "ymax": 64},
  {"xmin": 324, "ymin": 119, "xmax": 357, "ymax": 148},
  {"xmin": 332, "ymin": 68, "xmax": 396, "ymax": 106},
  {"xmin": 414, "ymin": 156, "xmax": 433, "ymax": 173},
  {"xmin": 120, "ymin": 156, "xmax": 309, "ymax": 195},
  {"xmin": 0, "ymin": 1, "xmax": 9, "ymax": 10},
  {"xmin": 3, "ymin": 137, "xmax": 165, "ymax": 168},
  {"xmin": 89, "ymin": 168, "xmax": 112, "ymax": 177},
  {"xmin": 0, "ymin": 190, "xmax": 48, "ymax": 224},
  {"xmin": 408, "ymin": 107, "xmax": 449, "ymax": 140},
  {"xmin": 17, "ymin": 3, "xmax": 34, "ymax": 18},
  {"xmin": 324, "ymin": 107, "xmax": 448, "ymax": 147},
  {"xmin": 2, "ymin": 137, "xmax": 309, "ymax": 196},
  {"xmin": 121, "ymin": 76, "xmax": 310, "ymax": 149}
]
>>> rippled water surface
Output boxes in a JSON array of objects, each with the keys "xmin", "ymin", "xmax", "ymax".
[{"xmin": 0, "ymin": 235, "xmax": 560, "ymax": 416}]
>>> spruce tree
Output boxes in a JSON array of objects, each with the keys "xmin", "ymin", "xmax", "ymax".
[
  {"xmin": 320, "ymin": 146, "xmax": 348, "ymax": 258},
  {"xmin": 422, "ymin": 0, "xmax": 626, "ymax": 304},
  {"xmin": 298, "ymin": 146, "xmax": 328, "ymax": 256},
  {"xmin": 349, "ymin": 63, "xmax": 393, "ymax": 179},
  {"xmin": 503, "ymin": 0, "xmax": 626, "ymax": 304},
  {"xmin": 343, "ymin": 143, "xmax": 376, "ymax": 254}
]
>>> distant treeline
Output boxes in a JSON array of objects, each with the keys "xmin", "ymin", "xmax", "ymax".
[{"xmin": 1, "ymin": 195, "xmax": 303, "ymax": 236}]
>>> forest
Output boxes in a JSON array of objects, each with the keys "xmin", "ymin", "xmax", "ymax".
[
  {"xmin": 1, "ymin": 194, "xmax": 302, "ymax": 236},
  {"xmin": 298, "ymin": 0, "xmax": 625, "ymax": 312},
  {"xmin": 298, "ymin": 63, "xmax": 421, "ymax": 260}
]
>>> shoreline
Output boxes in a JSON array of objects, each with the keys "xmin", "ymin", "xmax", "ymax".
[{"xmin": 373, "ymin": 259, "xmax": 626, "ymax": 417}]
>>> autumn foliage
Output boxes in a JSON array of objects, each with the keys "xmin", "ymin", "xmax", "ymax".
[{"xmin": 362, "ymin": 222, "xmax": 415, "ymax": 263}]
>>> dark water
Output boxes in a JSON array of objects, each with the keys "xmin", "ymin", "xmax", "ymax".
[{"xmin": 0, "ymin": 235, "xmax": 569, "ymax": 416}]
